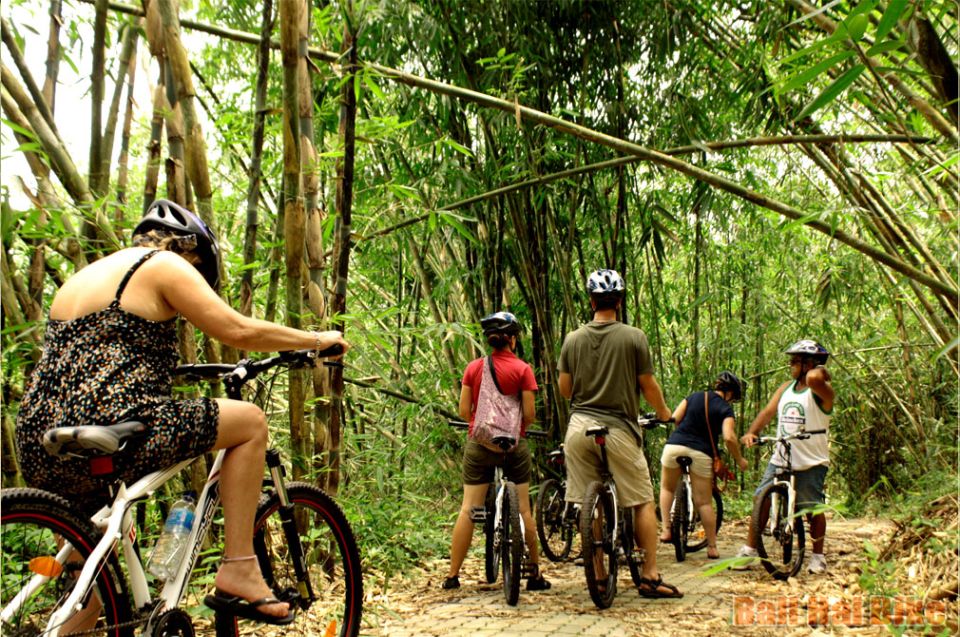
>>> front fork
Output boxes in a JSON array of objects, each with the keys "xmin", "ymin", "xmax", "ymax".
[{"xmin": 258, "ymin": 449, "xmax": 314, "ymax": 607}]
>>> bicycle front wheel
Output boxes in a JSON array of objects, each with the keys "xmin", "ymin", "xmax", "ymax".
[
  {"xmin": 1, "ymin": 488, "xmax": 133, "ymax": 637},
  {"xmin": 253, "ymin": 483, "xmax": 363, "ymax": 637},
  {"xmin": 501, "ymin": 482, "xmax": 523, "ymax": 606},
  {"xmin": 751, "ymin": 483, "xmax": 805, "ymax": 580},
  {"xmin": 536, "ymin": 479, "xmax": 572, "ymax": 562},
  {"xmin": 580, "ymin": 481, "xmax": 617, "ymax": 609}
]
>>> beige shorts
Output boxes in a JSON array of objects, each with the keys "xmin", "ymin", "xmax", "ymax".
[
  {"xmin": 563, "ymin": 412, "xmax": 654, "ymax": 508},
  {"xmin": 660, "ymin": 444, "xmax": 714, "ymax": 478}
]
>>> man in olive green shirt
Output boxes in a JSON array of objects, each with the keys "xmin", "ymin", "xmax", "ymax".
[{"xmin": 558, "ymin": 269, "xmax": 682, "ymax": 599}]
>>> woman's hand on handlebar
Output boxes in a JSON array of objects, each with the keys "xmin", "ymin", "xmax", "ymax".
[
  {"xmin": 312, "ymin": 330, "xmax": 350, "ymax": 357},
  {"xmin": 740, "ymin": 432, "xmax": 758, "ymax": 448}
]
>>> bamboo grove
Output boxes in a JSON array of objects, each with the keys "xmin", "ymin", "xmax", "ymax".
[{"xmin": 1, "ymin": 0, "xmax": 957, "ymax": 541}]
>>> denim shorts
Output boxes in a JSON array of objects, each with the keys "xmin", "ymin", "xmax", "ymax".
[{"xmin": 755, "ymin": 462, "xmax": 828, "ymax": 512}]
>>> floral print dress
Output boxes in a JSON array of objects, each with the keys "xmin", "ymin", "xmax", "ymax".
[{"xmin": 15, "ymin": 250, "xmax": 219, "ymax": 512}]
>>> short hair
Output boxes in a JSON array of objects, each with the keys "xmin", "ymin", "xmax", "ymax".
[{"xmin": 591, "ymin": 292, "xmax": 622, "ymax": 311}]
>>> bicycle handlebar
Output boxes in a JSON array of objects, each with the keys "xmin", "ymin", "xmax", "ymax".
[
  {"xmin": 757, "ymin": 428, "xmax": 827, "ymax": 445},
  {"xmin": 446, "ymin": 420, "xmax": 549, "ymax": 438},
  {"xmin": 637, "ymin": 412, "xmax": 674, "ymax": 430},
  {"xmin": 175, "ymin": 345, "xmax": 345, "ymax": 383}
]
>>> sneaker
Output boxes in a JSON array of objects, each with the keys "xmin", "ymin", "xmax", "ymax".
[
  {"xmin": 527, "ymin": 574, "xmax": 551, "ymax": 591},
  {"xmin": 807, "ymin": 553, "xmax": 827, "ymax": 574},
  {"xmin": 441, "ymin": 575, "xmax": 460, "ymax": 590},
  {"xmin": 730, "ymin": 545, "xmax": 758, "ymax": 571}
]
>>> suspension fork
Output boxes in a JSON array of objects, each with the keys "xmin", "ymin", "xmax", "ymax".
[{"xmin": 258, "ymin": 449, "xmax": 314, "ymax": 604}]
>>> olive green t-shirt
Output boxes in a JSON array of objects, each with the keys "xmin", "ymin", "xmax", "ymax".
[{"xmin": 558, "ymin": 321, "xmax": 654, "ymax": 430}]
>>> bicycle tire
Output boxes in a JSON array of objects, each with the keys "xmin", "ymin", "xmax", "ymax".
[
  {"xmin": 751, "ymin": 482, "xmax": 805, "ymax": 580},
  {"xmin": 620, "ymin": 506, "xmax": 643, "ymax": 587},
  {"xmin": 671, "ymin": 482, "xmax": 688, "ymax": 562},
  {"xmin": 580, "ymin": 481, "xmax": 617, "ymax": 609},
  {"xmin": 483, "ymin": 484, "xmax": 498, "ymax": 584},
  {"xmin": 535, "ymin": 479, "xmax": 572, "ymax": 562},
  {"xmin": 253, "ymin": 483, "xmax": 363, "ymax": 637},
  {"xmin": 501, "ymin": 482, "xmax": 523, "ymax": 606},
  {"xmin": 1, "ymin": 487, "xmax": 133, "ymax": 637},
  {"xmin": 685, "ymin": 488, "xmax": 724, "ymax": 553}
]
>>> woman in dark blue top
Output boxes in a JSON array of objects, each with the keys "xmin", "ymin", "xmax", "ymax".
[{"xmin": 658, "ymin": 371, "xmax": 748, "ymax": 558}]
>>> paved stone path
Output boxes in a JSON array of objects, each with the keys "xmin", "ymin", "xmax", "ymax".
[{"xmin": 373, "ymin": 517, "xmax": 896, "ymax": 637}]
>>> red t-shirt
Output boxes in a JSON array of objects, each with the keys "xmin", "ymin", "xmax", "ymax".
[{"xmin": 462, "ymin": 349, "xmax": 538, "ymax": 436}]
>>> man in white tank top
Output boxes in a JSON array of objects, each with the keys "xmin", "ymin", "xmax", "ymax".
[{"xmin": 733, "ymin": 340, "xmax": 835, "ymax": 574}]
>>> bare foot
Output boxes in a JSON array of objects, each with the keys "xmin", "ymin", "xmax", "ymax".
[
  {"xmin": 659, "ymin": 534, "xmax": 671, "ymax": 543},
  {"xmin": 213, "ymin": 559, "xmax": 289, "ymax": 619},
  {"xmin": 707, "ymin": 545, "xmax": 720, "ymax": 559}
]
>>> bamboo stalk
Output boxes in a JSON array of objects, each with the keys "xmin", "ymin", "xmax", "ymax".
[
  {"xmin": 1, "ymin": 17, "xmax": 59, "ymax": 138},
  {"xmin": 42, "ymin": 0, "xmax": 62, "ymax": 111},
  {"xmin": 98, "ymin": 19, "xmax": 139, "ymax": 198}
]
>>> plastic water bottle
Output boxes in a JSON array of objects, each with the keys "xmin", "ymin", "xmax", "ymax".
[{"xmin": 148, "ymin": 494, "xmax": 196, "ymax": 582}]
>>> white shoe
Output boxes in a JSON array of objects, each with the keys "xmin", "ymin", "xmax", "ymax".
[
  {"xmin": 807, "ymin": 553, "xmax": 827, "ymax": 574},
  {"xmin": 730, "ymin": 545, "xmax": 758, "ymax": 571}
]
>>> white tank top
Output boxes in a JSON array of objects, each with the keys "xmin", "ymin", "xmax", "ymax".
[{"xmin": 772, "ymin": 380, "xmax": 831, "ymax": 470}]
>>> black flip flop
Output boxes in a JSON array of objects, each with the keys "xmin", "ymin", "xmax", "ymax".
[
  {"xmin": 204, "ymin": 590, "xmax": 295, "ymax": 625},
  {"xmin": 637, "ymin": 574, "xmax": 683, "ymax": 599}
]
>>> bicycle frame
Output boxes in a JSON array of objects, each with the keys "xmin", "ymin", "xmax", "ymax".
[{"xmin": 40, "ymin": 451, "xmax": 223, "ymax": 635}]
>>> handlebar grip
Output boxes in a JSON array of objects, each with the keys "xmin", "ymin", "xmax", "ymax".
[
  {"xmin": 524, "ymin": 429, "xmax": 549, "ymax": 439},
  {"xmin": 448, "ymin": 420, "xmax": 468, "ymax": 429},
  {"xmin": 317, "ymin": 343, "xmax": 345, "ymax": 358}
]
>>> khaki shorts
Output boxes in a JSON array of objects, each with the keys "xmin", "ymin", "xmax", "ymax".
[
  {"xmin": 660, "ymin": 444, "xmax": 714, "ymax": 478},
  {"xmin": 563, "ymin": 412, "xmax": 654, "ymax": 508},
  {"xmin": 462, "ymin": 438, "xmax": 532, "ymax": 485}
]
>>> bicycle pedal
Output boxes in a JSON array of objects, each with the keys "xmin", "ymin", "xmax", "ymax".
[{"xmin": 469, "ymin": 506, "xmax": 487, "ymax": 523}]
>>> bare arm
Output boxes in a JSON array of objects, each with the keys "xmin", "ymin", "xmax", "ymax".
[
  {"xmin": 671, "ymin": 399, "xmax": 688, "ymax": 425},
  {"xmin": 722, "ymin": 416, "xmax": 748, "ymax": 470},
  {"xmin": 522, "ymin": 390, "xmax": 536, "ymax": 425},
  {"xmin": 638, "ymin": 373, "xmax": 672, "ymax": 421},
  {"xmin": 558, "ymin": 372, "xmax": 572, "ymax": 400},
  {"xmin": 458, "ymin": 384, "xmax": 473, "ymax": 422},
  {"xmin": 156, "ymin": 253, "xmax": 346, "ymax": 353},
  {"xmin": 741, "ymin": 381, "xmax": 790, "ymax": 447},
  {"xmin": 805, "ymin": 366, "xmax": 834, "ymax": 411}
]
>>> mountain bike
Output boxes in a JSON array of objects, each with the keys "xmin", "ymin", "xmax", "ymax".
[
  {"xmin": 535, "ymin": 446, "xmax": 578, "ymax": 562},
  {"xmin": 640, "ymin": 416, "xmax": 725, "ymax": 563},
  {"xmin": 1, "ymin": 347, "xmax": 363, "ymax": 637},
  {"xmin": 448, "ymin": 421, "xmax": 546, "ymax": 605},
  {"xmin": 579, "ymin": 423, "xmax": 661, "ymax": 609},
  {"xmin": 750, "ymin": 428, "xmax": 826, "ymax": 580}
]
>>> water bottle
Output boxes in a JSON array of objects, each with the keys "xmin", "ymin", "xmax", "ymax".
[{"xmin": 148, "ymin": 494, "xmax": 196, "ymax": 582}]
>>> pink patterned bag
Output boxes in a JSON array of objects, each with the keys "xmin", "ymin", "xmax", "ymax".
[{"xmin": 471, "ymin": 356, "xmax": 522, "ymax": 453}]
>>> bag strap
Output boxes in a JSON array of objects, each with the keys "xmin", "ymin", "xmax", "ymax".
[
  {"xmin": 487, "ymin": 356, "xmax": 505, "ymax": 395},
  {"xmin": 704, "ymin": 391, "xmax": 720, "ymax": 461}
]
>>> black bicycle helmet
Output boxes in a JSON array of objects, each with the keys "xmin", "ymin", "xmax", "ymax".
[
  {"xmin": 133, "ymin": 199, "xmax": 221, "ymax": 290},
  {"xmin": 480, "ymin": 311, "xmax": 522, "ymax": 336},
  {"xmin": 714, "ymin": 370, "xmax": 746, "ymax": 402},
  {"xmin": 586, "ymin": 269, "xmax": 625, "ymax": 296},
  {"xmin": 785, "ymin": 339, "xmax": 830, "ymax": 365}
]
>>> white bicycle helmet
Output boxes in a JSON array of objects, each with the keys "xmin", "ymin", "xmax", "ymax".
[
  {"xmin": 586, "ymin": 269, "xmax": 625, "ymax": 295},
  {"xmin": 480, "ymin": 311, "xmax": 522, "ymax": 336},
  {"xmin": 785, "ymin": 339, "xmax": 830, "ymax": 364}
]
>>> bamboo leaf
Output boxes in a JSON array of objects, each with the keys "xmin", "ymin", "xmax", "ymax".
[
  {"xmin": 793, "ymin": 64, "xmax": 866, "ymax": 121},
  {"xmin": 779, "ymin": 51, "xmax": 855, "ymax": 94},
  {"xmin": 934, "ymin": 336, "xmax": 960, "ymax": 360},
  {"xmin": 865, "ymin": 39, "xmax": 905, "ymax": 56},
  {"xmin": 876, "ymin": 0, "xmax": 911, "ymax": 40}
]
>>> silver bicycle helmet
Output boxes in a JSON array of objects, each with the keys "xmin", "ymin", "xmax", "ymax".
[
  {"xmin": 785, "ymin": 339, "xmax": 830, "ymax": 365},
  {"xmin": 586, "ymin": 269, "xmax": 625, "ymax": 295},
  {"xmin": 480, "ymin": 311, "xmax": 522, "ymax": 336},
  {"xmin": 134, "ymin": 199, "xmax": 221, "ymax": 290}
]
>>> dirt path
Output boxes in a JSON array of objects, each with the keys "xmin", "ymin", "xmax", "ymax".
[{"xmin": 366, "ymin": 516, "xmax": 909, "ymax": 636}]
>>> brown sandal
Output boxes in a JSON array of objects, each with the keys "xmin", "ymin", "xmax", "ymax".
[{"xmin": 637, "ymin": 575, "xmax": 683, "ymax": 599}]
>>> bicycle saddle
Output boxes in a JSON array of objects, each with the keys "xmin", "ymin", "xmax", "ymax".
[
  {"xmin": 585, "ymin": 426, "xmax": 609, "ymax": 437},
  {"xmin": 676, "ymin": 456, "xmax": 693, "ymax": 469},
  {"xmin": 43, "ymin": 421, "xmax": 148, "ymax": 458},
  {"xmin": 492, "ymin": 436, "xmax": 516, "ymax": 452}
]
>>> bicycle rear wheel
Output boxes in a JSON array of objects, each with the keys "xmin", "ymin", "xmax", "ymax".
[
  {"xmin": 751, "ymin": 483, "xmax": 805, "ymax": 580},
  {"xmin": 483, "ymin": 484, "xmax": 498, "ymax": 584},
  {"xmin": 671, "ymin": 482, "xmax": 689, "ymax": 562},
  {"xmin": 253, "ymin": 483, "xmax": 363, "ymax": 637},
  {"xmin": 501, "ymin": 483, "xmax": 523, "ymax": 606},
  {"xmin": 580, "ymin": 481, "xmax": 617, "ymax": 609},
  {"xmin": 535, "ymin": 479, "xmax": 572, "ymax": 562},
  {"xmin": 685, "ymin": 488, "xmax": 724, "ymax": 553},
  {"xmin": 1, "ymin": 488, "xmax": 133, "ymax": 637}
]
